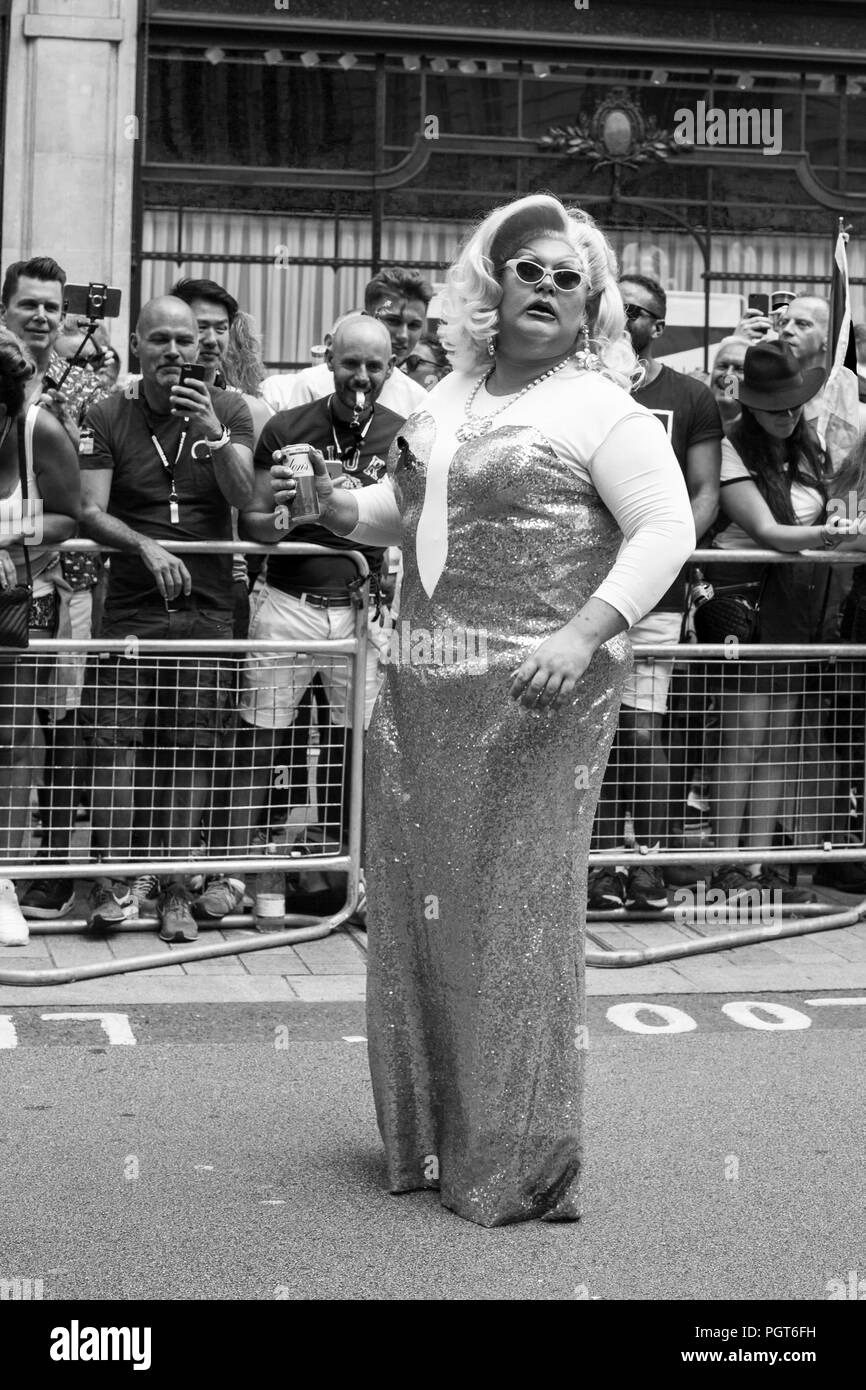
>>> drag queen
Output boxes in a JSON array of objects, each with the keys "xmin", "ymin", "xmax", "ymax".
[{"xmin": 272, "ymin": 195, "xmax": 695, "ymax": 1226}]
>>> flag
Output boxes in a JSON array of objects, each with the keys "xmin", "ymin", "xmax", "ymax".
[{"xmin": 815, "ymin": 222, "xmax": 861, "ymax": 466}]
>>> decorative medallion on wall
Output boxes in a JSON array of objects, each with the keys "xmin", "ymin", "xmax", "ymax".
[{"xmin": 538, "ymin": 88, "xmax": 690, "ymax": 171}]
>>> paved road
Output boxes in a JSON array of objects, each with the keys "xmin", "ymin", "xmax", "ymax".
[{"xmin": 1, "ymin": 996, "xmax": 864, "ymax": 1300}]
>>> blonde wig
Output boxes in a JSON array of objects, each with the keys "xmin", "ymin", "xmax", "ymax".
[{"xmin": 438, "ymin": 193, "xmax": 638, "ymax": 389}]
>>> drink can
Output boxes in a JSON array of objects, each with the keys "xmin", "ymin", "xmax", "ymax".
[{"xmin": 272, "ymin": 443, "xmax": 320, "ymax": 525}]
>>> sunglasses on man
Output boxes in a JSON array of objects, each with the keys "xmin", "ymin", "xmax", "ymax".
[
  {"xmin": 403, "ymin": 354, "xmax": 448, "ymax": 376},
  {"xmin": 623, "ymin": 303, "xmax": 664, "ymax": 324},
  {"xmin": 503, "ymin": 259, "xmax": 587, "ymax": 292}
]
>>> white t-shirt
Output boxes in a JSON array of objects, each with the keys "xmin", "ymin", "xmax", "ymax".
[
  {"xmin": 348, "ymin": 363, "xmax": 695, "ymax": 627},
  {"xmin": 715, "ymin": 436, "xmax": 824, "ymax": 549},
  {"xmin": 271, "ymin": 361, "xmax": 427, "ymax": 416}
]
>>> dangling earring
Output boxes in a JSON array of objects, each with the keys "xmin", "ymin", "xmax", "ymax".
[
  {"xmin": 487, "ymin": 336, "xmax": 496, "ymax": 358},
  {"xmin": 574, "ymin": 322, "xmax": 599, "ymax": 372}
]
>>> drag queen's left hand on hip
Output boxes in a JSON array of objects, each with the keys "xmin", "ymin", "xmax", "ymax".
[{"xmin": 509, "ymin": 626, "xmax": 595, "ymax": 711}]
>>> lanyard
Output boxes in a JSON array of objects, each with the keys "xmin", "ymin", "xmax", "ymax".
[
  {"xmin": 150, "ymin": 427, "xmax": 187, "ymax": 524},
  {"xmin": 328, "ymin": 397, "xmax": 373, "ymax": 473}
]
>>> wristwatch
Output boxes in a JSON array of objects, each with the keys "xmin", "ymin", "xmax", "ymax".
[{"xmin": 206, "ymin": 424, "xmax": 231, "ymax": 451}]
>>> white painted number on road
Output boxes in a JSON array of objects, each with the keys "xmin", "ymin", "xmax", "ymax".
[
  {"xmin": 721, "ymin": 1001, "xmax": 811, "ymax": 1031},
  {"xmin": 0, "ymin": 1015, "xmax": 18, "ymax": 1048},
  {"xmin": 40, "ymin": 1012, "xmax": 137, "ymax": 1045},
  {"xmin": 606, "ymin": 1002, "xmax": 698, "ymax": 1034}
]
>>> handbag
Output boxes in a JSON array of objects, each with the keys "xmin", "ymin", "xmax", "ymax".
[
  {"xmin": 692, "ymin": 577, "xmax": 765, "ymax": 645},
  {"xmin": 0, "ymin": 415, "xmax": 34, "ymax": 651}
]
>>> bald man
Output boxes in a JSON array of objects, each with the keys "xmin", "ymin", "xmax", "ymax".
[
  {"xmin": 710, "ymin": 336, "xmax": 750, "ymax": 431},
  {"xmin": 197, "ymin": 315, "xmax": 407, "ymax": 921},
  {"xmin": 79, "ymin": 294, "xmax": 255, "ymax": 940}
]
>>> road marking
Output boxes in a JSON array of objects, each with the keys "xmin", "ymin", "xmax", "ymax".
[
  {"xmin": 40, "ymin": 1011, "xmax": 137, "ymax": 1045},
  {"xmin": 721, "ymin": 1001, "xmax": 811, "ymax": 1030},
  {"xmin": 194, "ymin": 1165, "xmax": 214, "ymax": 1172},
  {"xmin": 0, "ymin": 1015, "xmax": 17, "ymax": 1048},
  {"xmin": 342, "ymin": 1035, "xmax": 367, "ymax": 1043},
  {"xmin": 606, "ymin": 1002, "xmax": 698, "ymax": 1034},
  {"xmin": 804, "ymin": 998, "xmax": 866, "ymax": 1007}
]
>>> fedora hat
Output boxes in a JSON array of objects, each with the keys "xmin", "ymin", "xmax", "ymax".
[{"xmin": 738, "ymin": 341, "xmax": 825, "ymax": 410}]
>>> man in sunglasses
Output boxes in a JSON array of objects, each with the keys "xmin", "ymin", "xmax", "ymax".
[{"xmin": 589, "ymin": 273, "xmax": 722, "ymax": 914}]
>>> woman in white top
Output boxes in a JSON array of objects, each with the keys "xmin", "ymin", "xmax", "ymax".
[
  {"xmin": 0, "ymin": 328, "xmax": 80, "ymax": 946},
  {"xmin": 707, "ymin": 341, "xmax": 866, "ymax": 906},
  {"xmin": 272, "ymin": 194, "xmax": 695, "ymax": 1226}
]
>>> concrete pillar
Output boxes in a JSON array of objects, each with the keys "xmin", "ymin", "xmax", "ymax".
[{"xmin": 2, "ymin": 0, "xmax": 139, "ymax": 354}]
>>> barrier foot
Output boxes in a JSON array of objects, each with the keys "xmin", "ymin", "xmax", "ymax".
[
  {"xmin": 0, "ymin": 906, "xmax": 358, "ymax": 988},
  {"xmin": 586, "ymin": 898, "xmax": 866, "ymax": 968}
]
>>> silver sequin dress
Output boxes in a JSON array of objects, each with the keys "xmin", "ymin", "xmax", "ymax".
[{"xmin": 364, "ymin": 375, "xmax": 633, "ymax": 1227}]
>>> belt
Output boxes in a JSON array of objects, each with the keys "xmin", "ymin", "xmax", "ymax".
[{"xmin": 284, "ymin": 589, "xmax": 354, "ymax": 609}]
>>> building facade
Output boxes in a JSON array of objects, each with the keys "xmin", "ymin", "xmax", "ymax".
[{"xmin": 2, "ymin": 0, "xmax": 865, "ymax": 367}]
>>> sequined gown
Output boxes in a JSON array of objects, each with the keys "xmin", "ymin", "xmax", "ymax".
[{"xmin": 363, "ymin": 371, "xmax": 634, "ymax": 1227}]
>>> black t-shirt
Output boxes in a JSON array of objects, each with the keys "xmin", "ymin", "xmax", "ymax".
[
  {"xmin": 255, "ymin": 396, "xmax": 406, "ymax": 594},
  {"xmin": 81, "ymin": 385, "xmax": 254, "ymax": 609},
  {"xmin": 632, "ymin": 365, "xmax": 723, "ymax": 612}
]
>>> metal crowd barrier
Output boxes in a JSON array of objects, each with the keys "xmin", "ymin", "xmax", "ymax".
[
  {"xmin": 3, "ymin": 545, "xmax": 866, "ymax": 981},
  {"xmin": 586, "ymin": 547, "xmax": 866, "ymax": 966},
  {"xmin": 0, "ymin": 541, "xmax": 370, "ymax": 987}
]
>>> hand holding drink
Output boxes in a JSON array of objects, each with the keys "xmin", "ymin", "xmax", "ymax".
[{"xmin": 271, "ymin": 443, "xmax": 336, "ymax": 522}]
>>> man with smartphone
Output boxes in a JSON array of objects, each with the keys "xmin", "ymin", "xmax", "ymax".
[
  {"xmin": 79, "ymin": 295, "xmax": 255, "ymax": 941},
  {"xmin": 737, "ymin": 291, "xmax": 862, "ymax": 460}
]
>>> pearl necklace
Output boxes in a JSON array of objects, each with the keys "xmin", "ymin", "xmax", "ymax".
[{"xmin": 455, "ymin": 352, "xmax": 578, "ymax": 443}]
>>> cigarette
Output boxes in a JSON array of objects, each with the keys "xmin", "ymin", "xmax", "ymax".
[{"xmin": 355, "ymin": 390, "xmax": 365, "ymax": 410}]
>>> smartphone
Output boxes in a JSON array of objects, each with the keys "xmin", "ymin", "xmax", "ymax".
[
  {"xmin": 748, "ymin": 293, "xmax": 770, "ymax": 315},
  {"xmin": 63, "ymin": 282, "xmax": 122, "ymax": 319},
  {"xmin": 179, "ymin": 363, "xmax": 207, "ymax": 386}
]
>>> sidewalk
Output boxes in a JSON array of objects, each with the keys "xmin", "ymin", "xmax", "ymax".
[{"xmin": 1, "ymin": 885, "xmax": 864, "ymax": 1004}]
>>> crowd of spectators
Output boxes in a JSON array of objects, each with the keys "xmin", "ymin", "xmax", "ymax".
[{"xmin": 0, "ymin": 247, "xmax": 864, "ymax": 946}]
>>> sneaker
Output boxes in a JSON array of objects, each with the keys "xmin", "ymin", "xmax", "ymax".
[
  {"xmin": 19, "ymin": 878, "xmax": 75, "ymax": 920},
  {"xmin": 89, "ymin": 879, "xmax": 138, "ymax": 933},
  {"xmin": 625, "ymin": 864, "xmax": 668, "ymax": 912},
  {"xmin": 159, "ymin": 884, "xmax": 198, "ymax": 942},
  {"xmin": 812, "ymin": 861, "xmax": 866, "ymax": 895},
  {"xmin": 131, "ymin": 874, "xmax": 160, "ymax": 913},
  {"xmin": 757, "ymin": 866, "xmax": 815, "ymax": 905},
  {"xmin": 194, "ymin": 876, "xmax": 245, "ymax": 921},
  {"xmin": 587, "ymin": 867, "xmax": 626, "ymax": 910},
  {"xmin": 346, "ymin": 870, "xmax": 367, "ymax": 929},
  {"xmin": 709, "ymin": 864, "xmax": 759, "ymax": 905},
  {"xmin": 0, "ymin": 879, "xmax": 29, "ymax": 946}
]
